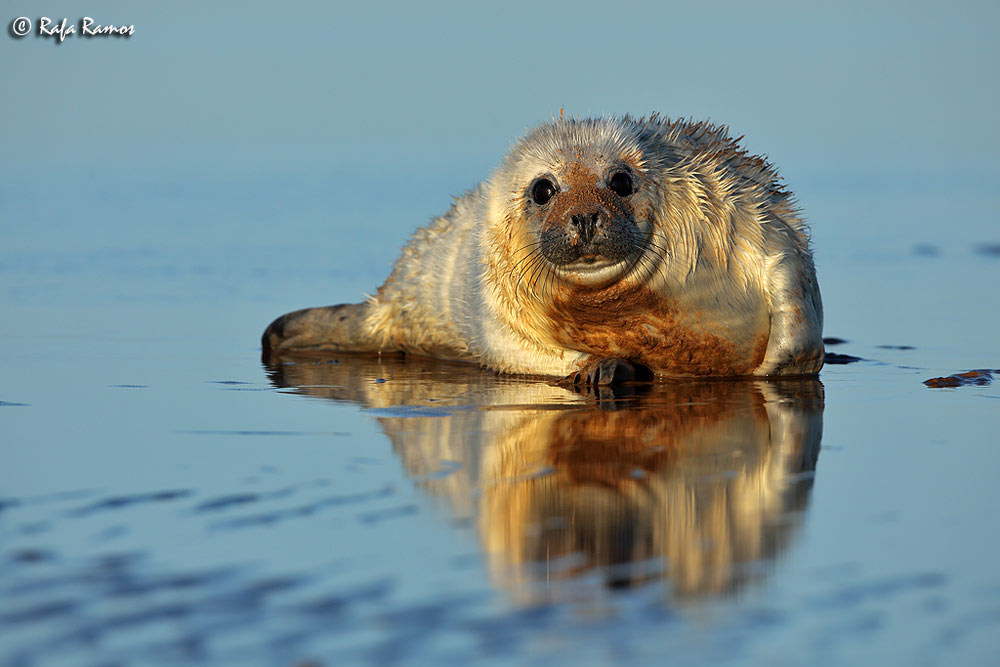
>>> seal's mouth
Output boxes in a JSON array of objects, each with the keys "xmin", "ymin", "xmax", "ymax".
[
  {"xmin": 548, "ymin": 250, "xmax": 644, "ymax": 288},
  {"xmin": 563, "ymin": 254, "xmax": 621, "ymax": 270}
]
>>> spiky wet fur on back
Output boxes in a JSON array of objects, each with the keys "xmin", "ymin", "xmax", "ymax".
[{"xmin": 270, "ymin": 115, "xmax": 823, "ymax": 377}]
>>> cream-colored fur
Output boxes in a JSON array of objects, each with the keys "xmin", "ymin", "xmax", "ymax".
[{"xmin": 264, "ymin": 115, "xmax": 823, "ymax": 377}]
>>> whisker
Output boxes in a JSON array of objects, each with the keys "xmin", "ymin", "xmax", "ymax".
[
  {"xmin": 530, "ymin": 258, "xmax": 552, "ymax": 303},
  {"xmin": 511, "ymin": 244, "xmax": 545, "ymax": 273},
  {"xmin": 515, "ymin": 251, "xmax": 549, "ymax": 302}
]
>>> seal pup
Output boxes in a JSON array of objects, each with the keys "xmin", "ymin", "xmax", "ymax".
[{"xmin": 262, "ymin": 115, "xmax": 823, "ymax": 383}]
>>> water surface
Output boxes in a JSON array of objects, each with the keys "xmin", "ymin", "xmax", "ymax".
[{"xmin": 3, "ymin": 2, "xmax": 1000, "ymax": 664}]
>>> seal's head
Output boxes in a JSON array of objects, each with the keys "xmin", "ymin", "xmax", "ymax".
[
  {"xmin": 483, "ymin": 115, "xmax": 808, "ymax": 375},
  {"xmin": 488, "ymin": 117, "xmax": 659, "ymax": 289}
]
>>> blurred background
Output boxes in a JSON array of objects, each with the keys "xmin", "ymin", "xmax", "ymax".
[{"xmin": 3, "ymin": 0, "xmax": 998, "ymax": 348}]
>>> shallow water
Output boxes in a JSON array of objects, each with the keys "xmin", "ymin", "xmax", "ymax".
[
  {"xmin": 4, "ymin": 3, "xmax": 1000, "ymax": 664},
  {"xmin": 2, "ymin": 189, "xmax": 999, "ymax": 664}
]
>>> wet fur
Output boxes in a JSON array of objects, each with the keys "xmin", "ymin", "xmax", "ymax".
[{"xmin": 263, "ymin": 115, "xmax": 823, "ymax": 377}]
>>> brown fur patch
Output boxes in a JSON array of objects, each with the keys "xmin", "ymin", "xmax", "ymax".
[
  {"xmin": 542, "ymin": 163, "xmax": 633, "ymax": 233},
  {"xmin": 547, "ymin": 283, "xmax": 768, "ymax": 376}
]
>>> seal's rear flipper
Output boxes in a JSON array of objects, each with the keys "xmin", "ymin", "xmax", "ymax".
[{"xmin": 261, "ymin": 303, "xmax": 376, "ymax": 361}]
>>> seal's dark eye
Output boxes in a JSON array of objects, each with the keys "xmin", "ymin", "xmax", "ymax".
[
  {"xmin": 608, "ymin": 171, "xmax": 634, "ymax": 197},
  {"xmin": 531, "ymin": 178, "xmax": 556, "ymax": 205}
]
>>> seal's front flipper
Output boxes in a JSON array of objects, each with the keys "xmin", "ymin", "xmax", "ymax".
[
  {"xmin": 561, "ymin": 357, "xmax": 649, "ymax": 387},
  {"xmin": 261, "ymin": 303, "xmax": 375, "ymax": 361}
]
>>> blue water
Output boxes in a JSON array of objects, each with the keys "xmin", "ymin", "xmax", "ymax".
[{"xmin": 3, "ymin": 2, "xmax": 1000, "ymax": 665}]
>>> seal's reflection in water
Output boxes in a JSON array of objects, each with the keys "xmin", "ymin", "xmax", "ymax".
[{"xmin": 265, "ymin": 354, "xmax": 823, "ymax": 603}]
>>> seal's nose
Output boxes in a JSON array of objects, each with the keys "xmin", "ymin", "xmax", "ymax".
[{"xmin": 570, "ymin": 211, "xmax": 599, "ymax": 244}]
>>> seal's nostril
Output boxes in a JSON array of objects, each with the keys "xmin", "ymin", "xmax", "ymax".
[{"xmin": 571, "ymin": 213, "xmax": 599, "ymax": 243}]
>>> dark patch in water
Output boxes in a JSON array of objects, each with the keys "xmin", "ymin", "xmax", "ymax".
[
  {"xmin": 0, "ymin": 400, "xmax": 30, "ymax": 406},
  {"xmin": 822, "ymin": 337, "xmax": 849, "ymax": 346},
  {"xmin": 924, "ymin": 369, "xmax": 998, "ymax": 388},
  {"xmin": 298, "ymin": 577, "xmax": 394, "ymax": 617},
  {"xmin": 68, "ymin": 490, "xmax": 193, "ymax": 518},
  {"xmin": 3, "ymin": 489, "xmax": 103, "ymax": 515},
  {"xmin": 877, "ymin": 345, "xmax": 915, "ymax": 350},
  {"xmin": 913, "ymin": 243, "xmax": 941, "ymax": 257},
  {"xmin": 95, "ymin": 602, "xmax": 191, "ymax": 631},
  {"xmin": 8, "ymin": 548, "xmax": 55, "ymax": 564},
  {"xmin": 194, "ymin": 485, "xmax": 299, "ymax": 514},
  {"xmin": 0, "ymin": 498, "xmax": 20, "ymax": 513},
  {"xmin": 195, "ymin": 493, "xmax": 262, "ymax": 512},
  {"xmin": 824, "ymin": 352, "xmax": 863, "ymax": 365},
  {"xmin": 974, "ymin": 243, "xmax": 1000, "ymax": 257},
  {"xmin": 110, "ymin": 569, "xmax": 241, "ymax": 598},
  {"xmin": 212, "ymin": 485, "xmax": 395, "ymax": 530},
  {"xmin": 0, "ymin": 542, "xmax": 380, "ymax": 665},
  {"xmin": 358, "ymin": 504, "xmax": 419, "ymax": 524},
  {"xmin": 1, "ymin": 599, "xmax": 79, "ymax": 625},
  {"xmin": 204, "ymin": 575, "xmax": 307, "ymax": 608},
  {"xmin": 460, "ymin": 603, "xmax": 559, "ymax": 658},
  {"xmin": 211, "ymin": 380, "xmax": 253, "ymax": 385},
  {"xmin": 366, "ymin": 593, "xmax": 494, "ymax": 664},
  {"xmin": 806, "ymin": 572, "xmax": 946, "ymax": 610}
]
